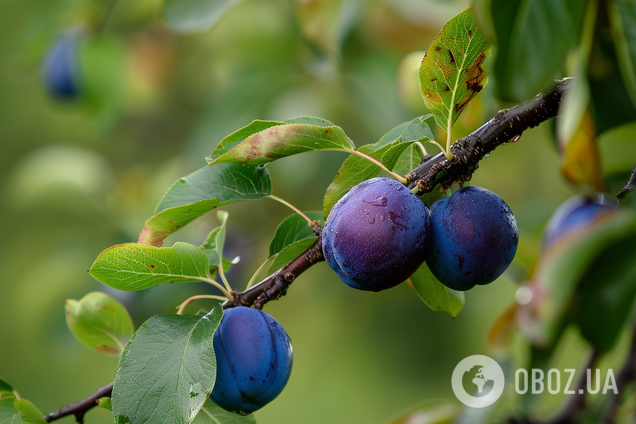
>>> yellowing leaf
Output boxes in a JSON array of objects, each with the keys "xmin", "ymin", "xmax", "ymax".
[
  {"xmin": 560, "ymin": 112, "xmax": 605, "ymax": 191},
  {"xmin": 419, "ymin": 8, "xmax": 490, "ymax": 133}
]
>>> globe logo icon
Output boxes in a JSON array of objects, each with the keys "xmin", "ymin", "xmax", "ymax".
[
  {"xmin": 452, "ymin": 355, "xmax": 505, "ymax": 408},
  {"xmin": 462, "ymin": 365, "xmax": 495, "ymax": 397}
]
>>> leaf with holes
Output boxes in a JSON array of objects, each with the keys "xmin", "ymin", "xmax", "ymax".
[
  {"xmin": 89, "ymin": 242, "xmax": 212, "ymax": 291},
  {"xmin": 419, "ymin": 8, "xmax": 490, "ymax": 133}
]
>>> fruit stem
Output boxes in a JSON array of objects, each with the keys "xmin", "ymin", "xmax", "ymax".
[
  {"xmin": 176, "ymin": 295, "xmax": 228, "ymax": 315},
  {"xmin": 269, "ymin": 195, "xmax": 313, "ymax": 224},
  {"xmin": 346, "ymin": 149, "xmax": 408, "ymax": 185},
  {"xmin": 245, "ymin": 256, "xmax": 274, "ymax": 290}
]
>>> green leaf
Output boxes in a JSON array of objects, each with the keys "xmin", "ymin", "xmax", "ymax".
[
  {"xmin": 491, "ymin": 0, "xmax": 585, "ymax": 101},
  {"xmin": 409, "ymin": 263, "xmax": 465, "ymax": 318},
  {"xmin": 90, "ymin": 242, "xmax": 212, "ymax": 291},
  {"xmin": 419, "ymin": 9, "xmax": 489, "ymax": 133},
  {"xmin": 268, "ymin": 237, "xmax": 319, "ymax": 274},
  {"xmin": 199, "ymin": 225, "xmax": 235, "ymax": 274},
  {"xmin": 192, "ymin": 401, "xmax": 256, "ymax": 424},
  {"xmin": 609, "ymin": 0, "xmax": 636, "ymax": 108},
  {"xmin": 0, "ymin": 380, "xmax": 14, "ymax": 399},
  {"xmin": 112, "ymin": 309, "xmax": 223, "ymax": 424},
  {"xmin": 12, "ymin": 400, "xmax": 46, "ymax": 424},
  {"xmin": 268, "ymin": 211, "xmax": 323, "ymax": 257},
  {"xmin": 163, "ymin": 0, "xmax": 241, "ymax": 34},
  {"xmin": 598, "ymin": 122, "xmax": 636, "ymax": 175},
  {"xmin": 207, "ymin": 120, "xmax": 286, "ymax": 164},
  {"xmin": 518, "ymin": 209, "xmax": 636, "ymax": 346},
  {"xmin": 139, "ymin": 163, "xmax": 271, "ymax": 246},
  {"xmin": 207, "ymin": 119, "xmax": 355, "ymax": 166},
  {"xmin": 0, "ymin": 399, "xmax": 18, "ymax": 424},
  {"xmin": 322, "ymin": 140, "xmax": 417, "ymax": 220},
  {"xmin": 573, "ymin": 237, "xmax": 636, "ymax": 352},
  {"xmin": 65, "ymin": 292, "xmax": 134, "ymax": 356},
  {"xmin": 97, "ymin": 397, "xmax": 112, "ymax": 411}
]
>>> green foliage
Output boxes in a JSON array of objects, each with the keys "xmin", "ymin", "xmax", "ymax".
[
  {"xmin": 489, "ymin": 0, "xmax": 585, "ymax": 102},
  {"xmin": 112, "ymin": 309, "xmax": 223, "ymax": 424},
  {"xmin": 419, "ymin": 9, "xmax": 489, "ymax": 135},
  {"xmin": 0, "ymin": 379, "xmax": 46, "ymax": 424},
  {"xmin": 207, "ymin": 118, "xmax": 355, "ymax": 166},
  {"xmin": 89, "ymin": 242, "xmax": 214, "ymax": 291},
  {"xmin": 608, "ymin": 0, "xmax": 636, "ymax": 107},
  {"xmin": 140, "ymin": 163, "xmax": 271, "ymax": 246},
  {"xmin": 192, "ymin": 401, "xmax": 256, "ymax": 424},
  {"xmin": 408, "ymin": 263, "xmax": 465, "ymax": 319},
  {"xmin": 268, "ymin": 212, "xmax": 322, "ymax": 258},
  {"xmin": 65, "ymin": 292, "xmax": 134, "ymax": 356}
]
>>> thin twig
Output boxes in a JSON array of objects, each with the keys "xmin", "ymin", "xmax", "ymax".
[{"xmin": 43, "ymin": 383, "xmax": 113, "ymax": 423}]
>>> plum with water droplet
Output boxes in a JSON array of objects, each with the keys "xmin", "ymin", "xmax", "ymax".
[
  {"xmin": 210, "ymin": 307, "xmax": 293, "ymax": 415},
  {"xmin": 322, "ymin": 177, "xmax": 431, "ymax": 291},
  {"xmin": 426, "ymin": 186, "xmax": 519, "ymax": 291}
]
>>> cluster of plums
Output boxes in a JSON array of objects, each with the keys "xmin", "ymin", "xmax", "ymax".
[
  {"xmin": 322, "ymin": 177, "xmax": 520, "ymax": 291},
  {"xmin": 207, "ymin": 177, "xmax": 521, "ymax": 415}
]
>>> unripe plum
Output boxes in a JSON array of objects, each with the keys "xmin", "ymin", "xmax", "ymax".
[
  {"xmin": 542, "ymin": 195, "xmax": 615, "ymax": 248},
  {"xmin": 43, "ymin": 33, "xmax": 81, "ymax": 99},
  {"xmin": 210, "ymin": 307, "xmax": 293, "ymax": 415},
  {"xmin": 322, "ymin": 177, "xmax": 431, "ymax": 292},
  {"xmin": 426, "ymin": 186, "xmax": 519, "ymax": 291}
]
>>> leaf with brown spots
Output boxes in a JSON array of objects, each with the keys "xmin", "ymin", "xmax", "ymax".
[
  {"xmin": 419, "ymin": 8, "xmax": 490, "ymax": 133},
  {"xmin": 90, "ymin": 242, "xmax": 212, "ymax": 291},
  {"xmin": 65, "ymin": 292, "xmax": 134, "ymax": 356},
  {"xmin": 207, "ymin": 116, "xmax": 355, "ymax": 165}
]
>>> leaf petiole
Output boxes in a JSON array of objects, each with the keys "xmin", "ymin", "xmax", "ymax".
[
  {"xmin": 245, "ymin": 256, "xmax": 275, "ymax": 290},
  {"xmin": 346, "ymin": 148, "xmax": 408, "ymax": 185},
  {"xmin": 176, "ymin": 295, "xmax": 229, "ymax": 315},
  {"xmin": 269, "ymin": 195, "xmax": 313, "ymax": 224}
]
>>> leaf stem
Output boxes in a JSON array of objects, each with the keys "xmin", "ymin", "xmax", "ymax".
[
  {"xmin": 176, "ymin": 295, "xmax": 228, "ymax": 315},
  {"xmin": 201, "ymin": 277, "xmax": 233, "ymax": 300},
  {"xmin": 216, "ymin": 265, "xmax": 233, "ymax": 295},
  {"xmin": 268, "ymin": 195, "xmax": 313, "ymax": 224},
  {"xmin": 246, "ymin": 256, "xmax": 274, "ymax": 290},
  {"xmin": 414, "ymin": 141, "xmax": 428, "ymax": 157},
  {"xmin": 346, "ymin": 149, "xmax": 408, "ymax": 185}
]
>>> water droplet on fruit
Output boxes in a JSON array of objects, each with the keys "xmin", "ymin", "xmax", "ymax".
[
  {"xmin": 396, "ymin": 185, "xmax": 403, "ymax": 191},
  {"xmin": 379, "ymin": 214, "xmax": 385, "ymax": 221},
  {"xmin": 364, "ymin": 210, "xmax": 369, "ymax": 215},
  {"xmin": 485, "ymin": 153, "xmax": 490, "ymax": 158},
  {"xmin": 372, "ymin": 196, "xmax": 388, "ymax": 206}
]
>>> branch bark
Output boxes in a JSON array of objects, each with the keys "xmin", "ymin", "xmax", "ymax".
[{"xmin": 43, "ymin": 81, "xmax": 569, "ymax": 422}]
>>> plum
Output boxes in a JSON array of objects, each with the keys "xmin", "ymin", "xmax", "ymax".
[
  {"xmin": 43, "ymin": 33, "xmax": 81, "ymax": 99},
  {"xmin": 210, "ymin": 307, "xmax": 293, "ymax": 415},
  {"xmin": 542, "ymin": 195, "xmax": 616, "ymax": 248},
  {"xmin": 322, "ymin": 177, "xmax": 431, "ymax": 291},
  {"xmin": 426, "ymin": 186, "xmax": 518, "ymax": 291}
]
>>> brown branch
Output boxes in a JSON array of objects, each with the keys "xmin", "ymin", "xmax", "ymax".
[
  {"xmin": 222, "ymin": 234, "xmax": 325, "ymax": 310},
  {"xmin": 44, "ymin": 82, "xmax": 570, "ymax": 423},
  {"xmin": 43, "ymin": 382, "xmax": 113, "ymax": 423},
  {"xmin": 408, "ymin": 80, "xmax": 569, "ymax": 194}
]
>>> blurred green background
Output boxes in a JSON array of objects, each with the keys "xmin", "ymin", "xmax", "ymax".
[{"xmin": 0, "ymin": 0, "xmax": 582, "ymax": 423}]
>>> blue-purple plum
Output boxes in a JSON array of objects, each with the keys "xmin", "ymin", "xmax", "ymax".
[
  {"xmin": 542, "ymin": 195, "xmax": 616, "ymax": 248},
  {"xmin": 322, "ymin": 177, "xmax": 431, "ymax": 292},
  {"xmin": 426, "ymin": 186, "xmax": 519, "ymax": 291},
  {"xmin": 42, "ymin": 33, "xmax": 81, "ymax": 99},
  {"xmin": 210, "ymin": 307, "xmax": 293, "ymax": 415}
]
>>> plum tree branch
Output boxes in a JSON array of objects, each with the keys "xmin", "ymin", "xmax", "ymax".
[
  {"xmin": 43, "ymin": 81, "xmax": 570, "ymax": 422},
  {"xmin": 407, "ymin": 80, "xmax": 569, "ymax": 194}
]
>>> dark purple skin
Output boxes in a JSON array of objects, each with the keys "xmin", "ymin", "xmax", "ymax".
[
  {"xmin": 210, "ymin": 307, "xmax": 293, "ymax": 415},
  {"xmin": 426, "ymin": 186, "xmax": 519, "ymax": 291},
  {"xmin": 42, "ymin": 33, "xmax": 81, "ymax": 99},
  {"xmin": 543, "ymin": 195, "xmax": 616, "ymax": 248},
  {"xmin": 322, "ymin": 177, "xmax": 431, "ymax": 292}
]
